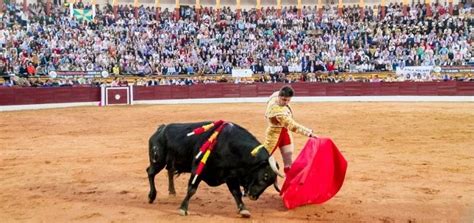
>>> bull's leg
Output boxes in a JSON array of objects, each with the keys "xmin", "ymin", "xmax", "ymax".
[
  {"xmin": 178, "ymin": 176, "xmax": 201, "ymax": 216},
  {"xmin": 167, "ymin": 168, "xmax": 176, "ymax": 196},
  {"xmin": 226, "ymin": 179, "xmax": 251, "ymax": 218},
  {"xmin": 146, "ymin": 162, "xmax": 166, "ymax": 204}
]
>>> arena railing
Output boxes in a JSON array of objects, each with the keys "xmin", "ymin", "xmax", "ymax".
[{"xmin": 1, "ymin": 70, "xmax": 472, "ymax": 86}]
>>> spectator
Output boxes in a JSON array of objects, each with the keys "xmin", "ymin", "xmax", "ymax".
[{"xmin": 26, "ymin": 62, "xmax": 37, "ymax": 76}]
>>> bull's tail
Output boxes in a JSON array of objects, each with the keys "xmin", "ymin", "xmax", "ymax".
[
  {"xmin": 147, "ymin": 124, "xmax": 168, "ymax": 203},
  {"xmin": 149, "ymin": 124, "xmax": 167, "ymax": 164},
  {"xmin": 156, "ymin": 124, "xmax": 166, "ymax": 134}
]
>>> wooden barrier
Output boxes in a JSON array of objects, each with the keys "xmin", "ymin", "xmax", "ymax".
[
  {"xmin": 133, "ymin": 82, "xmax": 474, "ymax": 100},
  {"xmin": 1, "ymin": 82, "xmax": 474, "ymax": 106},
  {"xmin": 0, "ymin": 87, "xmax": 100, "ymax": 106}
]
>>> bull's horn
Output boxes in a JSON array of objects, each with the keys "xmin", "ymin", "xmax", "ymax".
[
  {"xmin": 268, "ymin": 156, "xmax": 285, "ymax": 178},
  {"xmin": 273, "ymin": 178, "xmax": 281, "ymax": 193},
  {"xmin": 273, "ymin": 181, "xmax": 281, "ymax": 193}
]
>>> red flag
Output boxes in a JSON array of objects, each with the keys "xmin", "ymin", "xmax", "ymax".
[{"xmin": 280, "ymin": 138, "xmax": 347, "ymax": 209}]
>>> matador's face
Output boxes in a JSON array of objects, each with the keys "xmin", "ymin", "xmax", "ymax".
[{"xmin": 278, "ymin": 96, "xmax": 292, "ymax": 106}]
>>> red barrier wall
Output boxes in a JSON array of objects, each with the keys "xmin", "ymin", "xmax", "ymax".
[
  {"xmin": 0, "ymin": 87, "xmax": 101, "ymax": 106},
  {"xmin": 134, "ymin": 82, "xmax": 474, "ymax": 100},
  {"xmin": 1, "ymin": 82, "xmax": 474, "ymax": 106}
]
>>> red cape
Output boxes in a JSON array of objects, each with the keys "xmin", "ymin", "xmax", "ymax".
[{"xmin": 280, "ymin": 138, "xmax": 348, "ymax": 209}]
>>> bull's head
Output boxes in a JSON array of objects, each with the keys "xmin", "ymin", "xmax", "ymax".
[{"xmin": 245, "ymin": 161, "xmax": 278, "ymax": 200}]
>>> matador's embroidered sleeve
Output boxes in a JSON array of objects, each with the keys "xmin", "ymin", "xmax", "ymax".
[{"xmin": 275, "ymin": 115, "xmax": 313, "ymax": 137}]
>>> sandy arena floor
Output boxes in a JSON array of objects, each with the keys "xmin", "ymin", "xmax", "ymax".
[{"xmin": 1, "ymin": 102, "xmax": 473, "ymax": 222}]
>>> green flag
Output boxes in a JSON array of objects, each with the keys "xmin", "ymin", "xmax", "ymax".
[{"xmin": 73, "ymin": 9, "xmax": 93, "ymax": 22}]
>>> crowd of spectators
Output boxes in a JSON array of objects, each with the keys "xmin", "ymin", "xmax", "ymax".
[{"xmin": 0, "ymin": 1, "xmax": 472, "ymax": 87}]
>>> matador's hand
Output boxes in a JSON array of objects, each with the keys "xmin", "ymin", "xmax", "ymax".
[{"xmin": 309, "ymin": 133, "xmax": 318, "ymax": 139}]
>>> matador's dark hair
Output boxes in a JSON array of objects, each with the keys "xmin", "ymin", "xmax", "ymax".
[{"xmin": 279, "ymin": 86, "xmax": 294, "ymax": 97}]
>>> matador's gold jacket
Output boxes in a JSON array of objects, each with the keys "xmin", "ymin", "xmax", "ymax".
[{"xmin": 264, "ymin": 91, "xmax": 313, "ymax": 154}]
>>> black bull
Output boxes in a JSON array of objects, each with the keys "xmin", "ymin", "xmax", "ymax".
[{"xmin": 146, "ymin": 122, "xmax": 282, "ymax": 217}]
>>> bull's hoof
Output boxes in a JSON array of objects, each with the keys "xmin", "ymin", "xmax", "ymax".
[
  {"xmin": 148, "ymin": 195, "xmax": 156, "ymax": 204},
  {"xmin": 179, "ymin": 209, "xmax": 188, "ymax": 216},
  {"xmin": 239, "ymin": 209, "xmax": 251, "ymax": 218}
]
